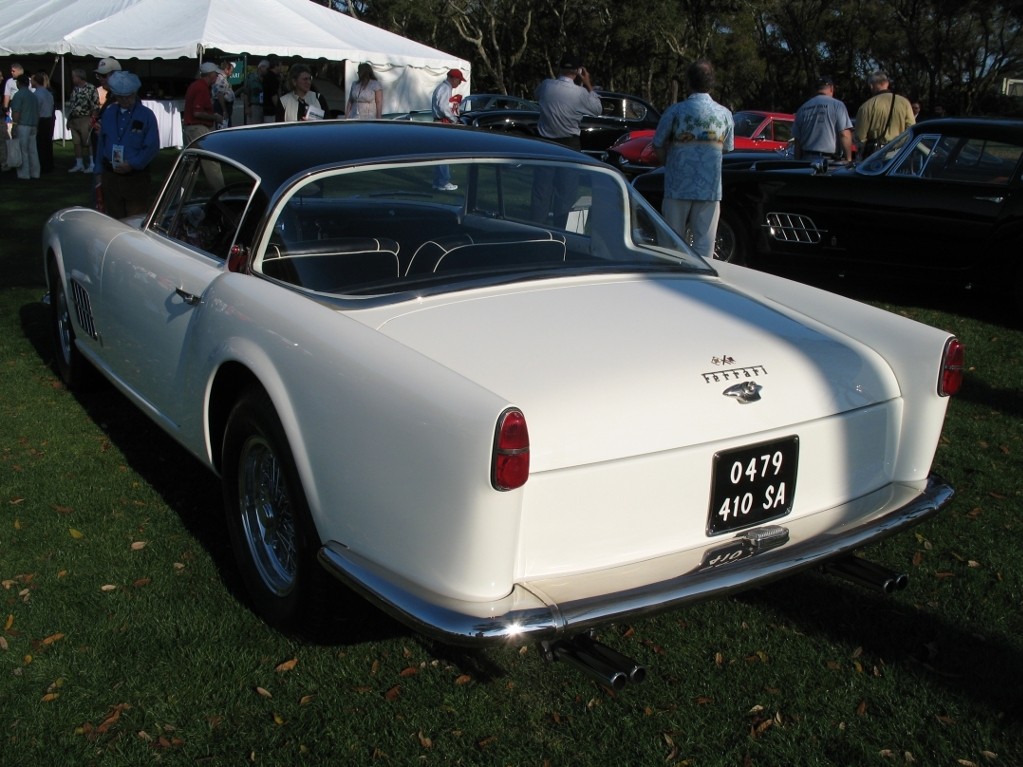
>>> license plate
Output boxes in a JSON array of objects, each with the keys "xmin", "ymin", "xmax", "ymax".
[{"xmin": 707, "ymin": 436, "xmax": 798, "ymax": 535}]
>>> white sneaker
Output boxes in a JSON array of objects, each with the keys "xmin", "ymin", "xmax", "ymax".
[
  {"xmin": 83, "ymin": 165, "xmax": 94, "ymax": 173},
  {"xmin": 433, "ymin": 182, "xmax": 458, "ymax": 191},
  {"xmin": 68, "ymin": 164, "xmax": 83, "ymax": 173}
]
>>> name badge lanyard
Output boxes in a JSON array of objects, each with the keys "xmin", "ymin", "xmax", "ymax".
[{"xmin": 113, "ymin": 101, "xmax": 137, "ymax": 161}]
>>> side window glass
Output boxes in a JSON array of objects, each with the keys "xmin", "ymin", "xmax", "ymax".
[
  {"xmin": 150, "ymin": 155, "xmax": 255, "ymax": 259},
  {"xmin": 929, "ymin": 137, "xmax": 1023, "ymax": 185},
  {"xmin": 624, "ymin": 99, "xmax": 648, "ymax": 121},
  {"xmin": 774, "ymin": 121, "xmax": 793, "ymax": 143},
  {"xmin": 892, "ymin": 137, "xmax": 938, "ymax": 178}
]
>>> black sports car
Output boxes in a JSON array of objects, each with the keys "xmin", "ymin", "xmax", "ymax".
[
  {"xmin": 634, "ymin": 117, "xmax": 1023, "ymax": 310},
  {"xmin": 464, "ymin": 91, "xmax": 661, "ymax": 159}
]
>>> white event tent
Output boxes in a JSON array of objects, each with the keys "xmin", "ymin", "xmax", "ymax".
[{"xmin": 0, "ymin": 0, "xmax": 470, "ymax": 114}]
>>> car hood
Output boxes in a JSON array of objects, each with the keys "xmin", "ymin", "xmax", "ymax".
[{"xmin": 368, "ymin": 275, "xmax": 900, "ymax": 470}]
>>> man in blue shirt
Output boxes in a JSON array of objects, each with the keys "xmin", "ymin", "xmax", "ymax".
[
  {"xmin": 652, "ymin": 59, "xmax": 734, "ymax": 260},
  {"xmin": 99, "ymin": 70, "xmax": 160, "ymax": 218},
  {"xmin": 792, "ymin": 76, "xmax": 853, "ymax": 162},
  {"xmin": 534, "ymin": 55, "xmax": 601, "ymax": 150},
  {"xmin": 530, "ymin": 55, "xmax": 602, "ymax": 225}
]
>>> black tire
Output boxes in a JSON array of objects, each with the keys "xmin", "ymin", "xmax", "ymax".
[
  {"xmin": 222, "ymin": 387, "xmax": 325, "ymax": 629},
  {"xmin": 713, "ymin": 207, "xmax": 750, "ymax": 266},
  {"xmin": 48, "ymin": 259, "xmax": 93, "ymax": 390}
]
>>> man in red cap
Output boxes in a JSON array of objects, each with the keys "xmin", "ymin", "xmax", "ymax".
[{"xmin": 430, "ymin": 69, "xmax": 466, "ymax": 191}]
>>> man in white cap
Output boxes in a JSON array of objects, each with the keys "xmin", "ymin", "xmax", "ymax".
[
  {"xmin": 94, "ymin": 57, "xmax": 122, "ymax": 108},
  {"xmin": 89, "ymin": 56, "xmax": 123, "ymax": 204},
  {"xmin": 183, "ymin": 63, "xmax": 225, "ymax": 189},
  {"xmin": 98, "ymin": 70, "xmax": 159, "ymax": 218}
]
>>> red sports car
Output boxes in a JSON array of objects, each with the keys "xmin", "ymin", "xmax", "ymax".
[{"xmin": 606, "ymin": 110, "xmax": 794, "ymax": 176}]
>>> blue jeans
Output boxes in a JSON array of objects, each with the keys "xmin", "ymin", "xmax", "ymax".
[{"xmin": 433, "ymin": 164, "xmax": 451, "ymax": 187}]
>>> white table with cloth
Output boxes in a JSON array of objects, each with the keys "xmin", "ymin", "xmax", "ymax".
[{"xmin": 53, "ymin": 100, "xmax": 185, "ymax": 149}]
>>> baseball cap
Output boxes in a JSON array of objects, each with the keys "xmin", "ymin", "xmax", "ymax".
[
  {"xmin": 447, "ymin": 69, "xmax": 465, "ymax": 82},
  {"xmin": 559, "ymin": 55, "xmax": 583, "ymax": 71},
  {"xmin": 107, "ymin": 70, "xmax": 141, "ymax": 97},
  {"xmin": 200, "ymin": 62, "xmax": 220, "ymax": 74},
  {"xmin": 815, "ymin": 75, "xmax": 834, "ymax": 87},
  {"xmin": 95, "ymin": 57, "xmax": 122, "ymax": 75}
]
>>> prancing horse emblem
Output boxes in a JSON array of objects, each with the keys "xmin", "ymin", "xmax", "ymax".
[{"xmin": 723, "ymin": 381, "xmax": 761, "ymax": 404}]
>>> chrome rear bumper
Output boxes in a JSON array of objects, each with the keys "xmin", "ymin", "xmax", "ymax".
[{"xmin": 317, "ymin": 474, "xmax": 953, "ymax": 646}]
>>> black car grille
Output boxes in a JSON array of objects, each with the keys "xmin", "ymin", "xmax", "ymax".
[{"xmin": 763, "ymin": 213, "xmax": 825, "ymax": 245}]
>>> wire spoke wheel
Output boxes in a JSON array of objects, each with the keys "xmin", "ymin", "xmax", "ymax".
[{"xmin": 238, "ymin": 436, "xmax": 299, "ymax": 597}]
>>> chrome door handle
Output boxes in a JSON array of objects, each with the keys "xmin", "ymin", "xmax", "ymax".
[{"xmin": 174, "ymin": 288, "xmax": 200, "ymax": 306}]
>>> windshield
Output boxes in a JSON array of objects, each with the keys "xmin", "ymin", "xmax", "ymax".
[
  {"xmin": 855, "ymin": 130, "xmax": 914, "ymax": 175},
  {"xmin": 733, "ymin": 112, "xmax": 766, "ymax": 139},
  {"xmin": 256, "ymin": 159, "xmax": 711, "ymax": 296}
]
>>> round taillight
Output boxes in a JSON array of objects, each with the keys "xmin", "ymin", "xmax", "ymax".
[
  {"xmin": 939, "ymin": 337, "xmax": 964, "ymax": 396},
  {"xmin": 492, "ymin": 409, "xmax": 529, "ymax": 491}
]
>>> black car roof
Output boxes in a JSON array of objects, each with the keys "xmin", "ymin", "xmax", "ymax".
[
  {"xmin": 190, "ymin": 120, "xmax": 599, "ymax": 190},
  {"xmin": 911, "ymin": 116, "xmax": 1023, "ymax": 142}
]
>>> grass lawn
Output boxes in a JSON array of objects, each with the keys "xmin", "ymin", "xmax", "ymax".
[{"xmin": 1, "ymin": 142, "xmax": 1022, "ymax": 766}]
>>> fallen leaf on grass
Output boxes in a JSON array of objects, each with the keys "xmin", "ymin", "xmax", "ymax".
[
  {"xmin": 399, "ymin": 666, "xmax": 418, "ymax": 677},
  {"xmin": 41, "ymin": 632, "xmax": 65, "ymax": 646},
  {"xmin": 417, "ymin": 731, "xmax": 433, "ymax": 749},
  {"xmin": 272, "ymin": 713, "xmax": 285, "ymax": 725},
  {"xmin": 477, "ymin": 735, "xmax": 498, "ymax": 749},
  {"xmin": 130, "ymin": 541, "xmax": 147, "ymax": 551},
  {"xmin": 299, "ymin": 694, "xmax": 316, "ymax": 705},
  {"xmin": 4, "ymin": 614, "xmax": 14, "ymax": 630},
  {"xmin": 454, "ymin": 674, "xmax": 472, "ymax": 685},
  {"xmin": 69, "ymin": 528, "xmax": 84, "ymax": 539},
  {"xmin": 0, "ymin": 637, "xmax": 8, "ymax": 651},
  {"xmin": 97, "ymin": 704, "xmax": 130, "ymax": 734},
  {"xmin": 100, "ymin": 584, "xmax": 117, "ymax": 592},
  {"xmin": 41, "ymin": 692, "xmax": 59, "ymax": 702},
  {"xmin": 856, "ymin": 699, "xmax": 868, "ymax": 716},
  {"xmin": 275, "ymin": 658, "xmax": 298, "ymax": 673},
  {"xmin": 255, "ymin": 686, "xmax": 272, "ymax": 699},
  {"xmin": 957, "ymin": 760, "xmax": 980, "ymax": 767},
  {"xmin": 384, "ymin": 685, "xmax": 401, "ymax": 701}
]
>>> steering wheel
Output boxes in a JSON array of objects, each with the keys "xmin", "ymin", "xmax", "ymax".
[
  {"xmin": 204, "ymin": 181, "xmax": 251, "ymax": 254},
  {"xmin": 206, "ymin": 181, "xmax": 251, "ymax": 230}
]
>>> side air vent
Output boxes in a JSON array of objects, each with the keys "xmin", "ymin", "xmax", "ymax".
[
  {"xmin": 764, "ymin": 213, "xmax": 825, "ymax": 245},
  {"xmin": 70, "ymin": 279, "xmax": 99, "ymax": 341}
]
